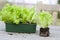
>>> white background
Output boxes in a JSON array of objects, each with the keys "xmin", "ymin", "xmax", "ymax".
[{"xmin": 7, "ymin": 0, "xmax": 58, "ymax": 4}]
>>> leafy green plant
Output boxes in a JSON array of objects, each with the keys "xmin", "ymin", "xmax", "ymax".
[
  {"xmin": 0, "ymin": 4, "xmax": 36, "ymax": 24},
  {"xmin": 37, "ymin": 11, "xmax": 53, "ymax": 28},
  {"xmin": 22, "ymin": 7, "xmax": 36, "ymax": 24},
  {"xmin": 0, "ymin": 4, "xmax": 21, "ymax": 24}
]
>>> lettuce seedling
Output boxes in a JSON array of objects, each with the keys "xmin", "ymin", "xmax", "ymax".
[
  {"xmin": 0, "ymin": 4, "xmax": 36, "ymax": 24},
  {"xmin": 37, "ymin": 11, "xmax": 53, "ymax": 28}
]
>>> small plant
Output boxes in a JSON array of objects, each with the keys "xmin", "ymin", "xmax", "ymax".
[
  {"xmin": 37, "ymin": 11, "xmax": 53, "ymax": 28},
  {"xmin": 37, "ymin": 11, "xmax": 53, "ymax": 37}
]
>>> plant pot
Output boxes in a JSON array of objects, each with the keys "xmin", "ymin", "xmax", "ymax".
[
  {"xmin": 6, "ymin": 23, "xmax": 36, "ymax": 33},
  {"xmin": 39, "ymin": 28, "xmax": 49, "ymax": 37}
]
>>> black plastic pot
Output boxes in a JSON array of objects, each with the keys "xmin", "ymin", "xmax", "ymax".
[
  {"xmin": 39, "ymin": 28, "xmax": 49, "ymax": 37},
  {"xmin": 6, "ymin": 23, "xmax": 36, "ymax": 33}
]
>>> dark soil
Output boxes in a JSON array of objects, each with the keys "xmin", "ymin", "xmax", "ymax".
[{"xmin": 40, "ymin": 28, "xmax": 49, "ymax": 37}]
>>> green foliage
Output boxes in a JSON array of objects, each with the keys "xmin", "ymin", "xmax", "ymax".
[
  {"xmin": 0, "ymin": 4, "xmax": 36, "ymax": 24},
  {"xmin": 37, "ymin": 11, "xmax": 53, "ymax": 28}
]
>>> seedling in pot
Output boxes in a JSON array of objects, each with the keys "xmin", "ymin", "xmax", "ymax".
[{"xmin": 37, "ymin": 11, "xmax": 53, "ymax": 37}]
